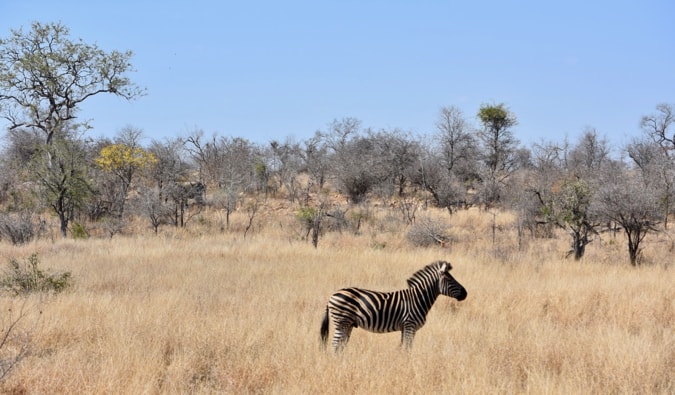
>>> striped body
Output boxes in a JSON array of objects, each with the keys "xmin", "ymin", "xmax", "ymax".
[{"xmin": 320, "ymin": 261, "xmax": 467, "ymax": 351}]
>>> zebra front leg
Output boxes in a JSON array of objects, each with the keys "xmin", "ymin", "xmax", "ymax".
[{"xmin": 400, "ymin": 324, "xmax": 417, "ymax": 349}]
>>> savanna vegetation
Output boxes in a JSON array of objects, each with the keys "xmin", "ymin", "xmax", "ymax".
[
  {"xmin": 0, "ymin": 21, "xmax": 673, "ymax": 394},
  {"xmin": 0, "ymin": 209, "xmax": 673, "ymax": 394}
]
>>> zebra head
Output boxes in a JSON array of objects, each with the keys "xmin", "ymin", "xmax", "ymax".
[
  {"xmin": 407, "ymin": 261, "xmax": 467, "ymax": 301},
  {"xmin": 437, "ymin": 262, "xmax": 467, "ymax": 301}
]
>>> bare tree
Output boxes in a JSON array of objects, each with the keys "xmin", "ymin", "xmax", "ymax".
[
  {"xmin": 412, "ymin": 146, "xmax": 467, "ymax": 213},
  {"xmin": 1, "ymin": 128, "xmax": 43, "ymax": 169},
  {"xmin": 219, "ymin": 137, "xmax": 256, "ymax": 224},
  {"xmin": 147, "ymin": 137, "xmax": 190, "ymax": 200},
  {"xmin": 369, "ymin": 129, "xmax": 421, "ymax": 198},
  {"xmin": 322, "ymin": 117, "xmax": 391, "ymax": 203},
  {"xmin": 184, "ymin": 133, "xmax": 256, "ymax": 226},
  {"xmin": 323, "ymin": 117, "xmax": 362, "ymax": 155},
  {"xmin": 301, "ymin": 131, "xmax": 329, "ymax": 192},
  {"xmin": 166, "ymin": 181, "xmax": 205, "ymax": 228},
  {"xmin": 320, "ymin": 118, "xmax": 381, "ymax": 203},
  {"xmin": 519, "ymin": 140, "xmax": 568, "ymax": 238},
  {"xmin": 435, "ymin": 106, "xmax": 479, "ymax": 184},
  {"xmin": 184, "ymin": 130, "xmax": 225, "ymax": 187},
  {"xmin": 568, "ymin": 128, "xmax": 610, "ymax": 178},
  {"xmin": 627, "ymin": 137, "xmax": 674, "ymax": 229},
  {"xmin": 134, "ymin": 187, "xmax": 172, "ymax": 234},
  {"xmin": 636, "ymin": 103, "xmax": 675, "ymax": 229},
  {"xmin": 593, "ymin": 166, "xmax": 661, "ymax": 265},
  {"xmin": 641, "ymin": 103, "xmax": 674, "ymax": 151},
  {"xmin": 332, "ymin": 134, "xmax": 390, "ymax": 204},
  {"xmin": 269, "ymin": 138, "xmax": 303, "ymax": 202},
  {"xmin": 0, "ymin": 128, "xmax": 43, "ymax": 209}
]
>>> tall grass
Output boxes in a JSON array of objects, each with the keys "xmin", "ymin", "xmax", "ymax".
[{"xmin": 0, "ymin": 207, "xmax": 673, "ymax": 394}]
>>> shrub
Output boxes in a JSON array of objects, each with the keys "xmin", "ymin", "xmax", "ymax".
[
  {"xmin": 325, "ymin": 206, "xmax": 350, "ymax": 233},
  {"xmin": 406, "ymin": 217, "xmax": 451, "ymax": 247},
  {"xmin": 0, "ymin": 213, "xmax": 37, "ymax": 245},
  {"xmin": 1, "ymin": 254, "xmax": 72, "ymax": 295},
  {"xmin": 295, "ymin": 207, "xmax": 317, "ymax": 228},
  {"xmin": 71, "ymin": 222, "xmax": 89, "ymax": 239}
]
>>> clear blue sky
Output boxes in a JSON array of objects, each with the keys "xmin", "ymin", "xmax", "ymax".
[{"xmin": 2, "ymin": 1, "xmax": 674, "ymax": 149}]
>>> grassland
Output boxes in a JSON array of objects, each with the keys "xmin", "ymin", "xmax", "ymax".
[{"xmin": 0, "ymin": 207, "xmax": 673, "ymax": 394}]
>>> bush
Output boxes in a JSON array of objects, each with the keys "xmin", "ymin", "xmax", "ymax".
[
  {"xmin": 295, "ymin": 206, "xmax": 317, "ymax": 226},
  {"xmin": 0, "ymin": 213, "xmax": 37, "ymax": 245},
  {"xmin": 1, "ymin": 254, "xmax": 72, "ymax": 295},
  {"xmin": 325, "ymin": 206, "xmax": 350, "ymax": 233},
  {"xmin": 71, "ymin": 222, "xmax": 89, "ymax": 239},
  {"xmin": 406, "ymin": 217, "xmax": 451, "ymax": 247}
]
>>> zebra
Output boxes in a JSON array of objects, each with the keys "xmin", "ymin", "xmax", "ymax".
[{"xmin": 320, "ymin": 260, "xmax": 467, "ymax": 352}]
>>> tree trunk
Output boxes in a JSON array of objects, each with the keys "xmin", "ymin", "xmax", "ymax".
[
  {"xmin": 58, "ymin": 212, "xmax": 68, "ymax": 237},
  {"xmin": 664, "ymin": 193, "xmax": 670, "ymax": 230},
  {"xmin": 626, "ymin": 229, "xmax": 640, "ymax": 266},
  {"xmin": 54, "ymin": 195, "xmax": 69, "ymax": 237},
  {"xmin": 571, "ymin": 229, "xmax": 588, "ymax": 260},
  {"xmin": 180, "ymin": 199, "xmax": 186, "ymax": 227}
]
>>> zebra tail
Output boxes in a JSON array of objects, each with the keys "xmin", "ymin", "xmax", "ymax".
[{"xmin": 320, "ymin": 307, "xmax": 329, "ymax": 348}]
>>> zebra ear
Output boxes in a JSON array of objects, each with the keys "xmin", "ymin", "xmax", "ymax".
[{"xmin": 438, "ymin": 261, "xmax": 453, "ymax": 273}]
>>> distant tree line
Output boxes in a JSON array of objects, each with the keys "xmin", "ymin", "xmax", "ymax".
[{"xmin": 1, "ymin": 22, "xmax": 673, "ymax": 266}]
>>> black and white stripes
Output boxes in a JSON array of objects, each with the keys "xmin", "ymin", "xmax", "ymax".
[{"xmin": 320, "ymin": 261, "xmax": 467, "ymax": 351}]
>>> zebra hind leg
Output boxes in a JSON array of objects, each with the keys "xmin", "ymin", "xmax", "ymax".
[{"xmin": 332, "ymin": 324, "xmax": 354, "ymax": 353}]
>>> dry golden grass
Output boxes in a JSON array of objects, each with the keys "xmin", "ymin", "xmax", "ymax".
[{"xmin": 0, "ymin": 207, "xmax": 673, "ymax": 394}]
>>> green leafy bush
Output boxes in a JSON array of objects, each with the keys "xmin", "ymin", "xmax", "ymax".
[
  {"xmin": 71, "ymin": 222, "xmax": 89, "ymax": 239},
  {"xmin": 1, "ymin": 254, "xmax": 72, "ymax": 295}
]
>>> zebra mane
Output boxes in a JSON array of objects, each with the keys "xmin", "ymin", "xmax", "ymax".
[{"xmin": 406, "ymin": 261, "xmax": 451, "ymax": 288}]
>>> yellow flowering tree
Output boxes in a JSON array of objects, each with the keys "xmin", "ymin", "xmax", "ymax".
[{"xmin": 95, "ymin": 143, "xmax": 157, "ymax": 217}]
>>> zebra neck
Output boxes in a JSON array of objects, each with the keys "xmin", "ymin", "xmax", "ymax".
[{"xmin": 410, "ymin": 284, "xmax": 439, "ymax": 313}]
